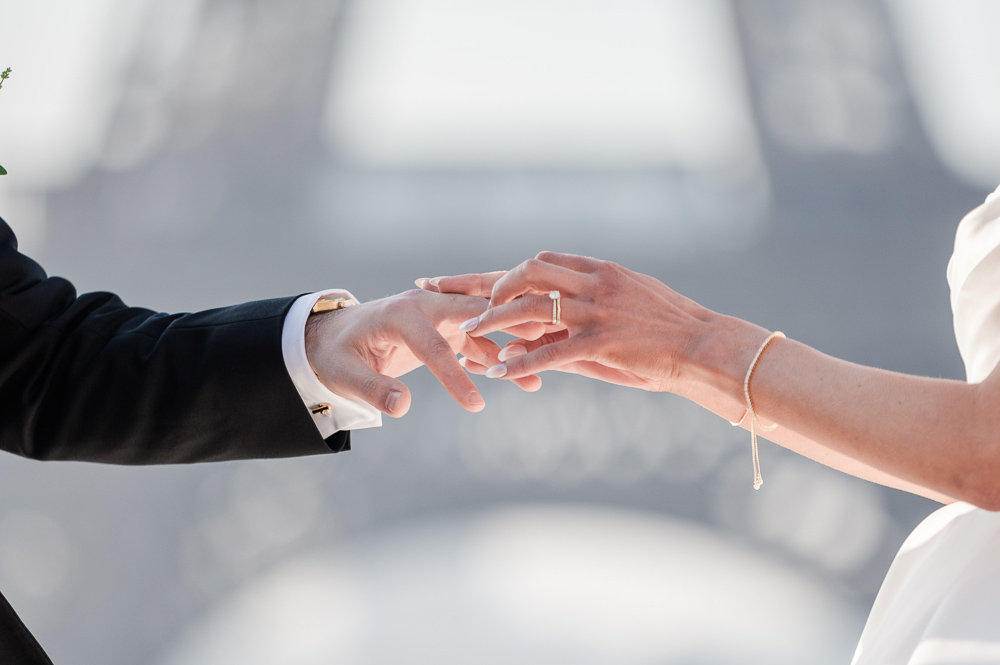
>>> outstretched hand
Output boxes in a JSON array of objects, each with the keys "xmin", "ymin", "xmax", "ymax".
[
  {"xmin": 417, "ymin": 252, "xmax": 745, "ymax": 393},
  {"xmin": 305, "ymin": 289, "xmax": 540, "ymax": 417}
]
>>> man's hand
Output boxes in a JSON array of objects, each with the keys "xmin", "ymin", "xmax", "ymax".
[{"xmin": 304, "ymin": 289, "xmax": 536, "ymax": 417}]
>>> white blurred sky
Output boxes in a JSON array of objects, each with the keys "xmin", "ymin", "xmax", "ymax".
[
  {"xmin": 1, "ymin": 0, "xmax": 999, "ymax": 190},
  {"xmin": 325, "ymin": 0, "xmax": 759, "ymax": 171}
]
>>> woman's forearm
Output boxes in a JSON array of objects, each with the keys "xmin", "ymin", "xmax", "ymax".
[
  {"xmin": 675, "ymin": 378, "xmax": 956, "ymax": 502},
  {"xmin": 688, "ymin": 314, "xmax": 997, "ymax": 508}
]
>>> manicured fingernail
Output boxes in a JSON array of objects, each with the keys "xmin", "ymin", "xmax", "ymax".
[
  {"xmin": 386, "ymin": 390, "xmax": 402, "ymax": 414},
  {"xmin": 486, "ymin": 363, "xmax": 507, "ymax": 379},
  {"xmin": 459, "ymin": 317, "xmax": 479, "ymax": 333},
  {"xmin": 498, "ymin": 345, "xmax": 527, "ymax": 362},
  {"xmin": 458, "ymin": 357, "xmax": 469, "ymax": 368},
  {"xmin": 414, "ymin": 278, "xmax": 429, "ymax": 288},
  {"xmin": 429, "ymin": 277, "xmax": 443, "ymax": 287},
  {"xmin": 468, "ymin": 390, "xmax": 484, "ymax": 406}
]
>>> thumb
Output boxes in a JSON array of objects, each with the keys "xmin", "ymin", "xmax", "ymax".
[{"xmin": 320, "ymin": 357, "xmax": 413, "ymax": 417}]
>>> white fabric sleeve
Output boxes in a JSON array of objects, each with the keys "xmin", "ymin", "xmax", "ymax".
[{"xmin": 281, "ymin": 290, "xmax": 382, "ymax": 438}]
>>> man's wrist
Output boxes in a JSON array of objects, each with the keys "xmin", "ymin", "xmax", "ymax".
[{"xmin": 282, "ymin": 291, "xmax": 382, "ymax": 437}]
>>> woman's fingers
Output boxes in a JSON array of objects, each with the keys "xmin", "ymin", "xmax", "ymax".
[
  {"xmin": 534, "ymin": 251, "xmax": 603, "ymax": 273},
  {"xmin": 460, "ymin": 337, "xmax": 542, "ymax": 391},
  {"xmin": 501, "ymin": 330, "xmax": 570, "ymax": 356},
  {"xmin": 489, "ymin": 259, "xmax": 591, "ymax": 305},
  {"xmin": 461, "ymin": 293, "xmax": 570, "ymax": 337},
  {"xmin": 485, "ymin": 335, "xmax": 587, "ymax": 380},
  {"xmin": 498, "ymin": 321, "xmax": 549, "ymax": 341}
]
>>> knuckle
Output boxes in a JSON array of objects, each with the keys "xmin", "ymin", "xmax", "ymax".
[
  {"xmin": 536, "ymin": 343, "xmax": 560, "ymax": 365},
  {"xmin": 595, "ymin": 260, "xmax": 617, "ymax": 278},
  {"xmin": 399, "ymin": 288, "xmax": 425, "ymax": 302},
  {"xmin": 592, "ymin": 262, "xmax": 624, "ymax": 297},
  {"xmin": 592, "ymin": 278, "xmax": 613, "ymax": 299},
  {"xmin": 381, "ymin": 296, "xmax": 409, "ymax": 317},
  {"xmin": 591, "ymin": 303, "xmax": 613, "ymax": 323},
  {"xmin": 426, "ymin": 336, "xmax": 454, "ymax": 358},
  {"xmin": 362, "ymin": 374, "xmax": 386, "ymax": 399}
]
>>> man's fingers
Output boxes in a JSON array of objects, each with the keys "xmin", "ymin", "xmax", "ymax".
[
  {"xmin": 412, "ymin": 290, "xmax": 490, "ymax": 330},
  {"xmin": 460, "ymin": 333, "xmax": 504, "ymax": 366},
  {"xmin": 461, "ymin": 336, "xmax": 542, "ymax": 392},
  {"xmin": 415, "ymin": 272, "xmax": 506, "ymax": 298},
  {"xmin": 459, "ymin": 356, "xmax": 488, "ymax": 374},
  {"xmin": 321, "ymin": 357, "xmax": 414, "ymax": 417},
  {"xmin": 401, "ymin": 318, "xmax": 485, "ymax": 411}
]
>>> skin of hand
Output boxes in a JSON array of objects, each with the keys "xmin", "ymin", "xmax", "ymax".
[
  {"xmin": 420, "ymin": 252, "xmax": 1000, "ymax": 509},
  {"xmin": 304, "ymin": 289, "xmax": 537, "ymax": 418},
  {"xmin": 418, "ymin": 252, "xmax": 742, "ymax": 393}
]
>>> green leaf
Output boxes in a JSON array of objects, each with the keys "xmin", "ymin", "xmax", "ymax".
[{"xmin": 0, "ymin": 165, "xmax": 7, "ymax": 175}]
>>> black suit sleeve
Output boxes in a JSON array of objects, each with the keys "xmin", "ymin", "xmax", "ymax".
[{"xmin": 0, "ymin": 216, "xmax": 349, "ymax": 464}]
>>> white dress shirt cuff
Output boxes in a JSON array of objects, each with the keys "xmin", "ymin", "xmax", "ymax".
[{"xmin": 281, "ymin": 290, "xmax": 382, "ymax": 439}]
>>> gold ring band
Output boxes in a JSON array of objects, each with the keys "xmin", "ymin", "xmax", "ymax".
[{"xmin": 549, "ymin": 290, "xmax": 561, "ymax": 325}]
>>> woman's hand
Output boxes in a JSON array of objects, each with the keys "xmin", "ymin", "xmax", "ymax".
[{"xmin": 418, "ymin": 252, "xmax": 768, "ymax": 393}]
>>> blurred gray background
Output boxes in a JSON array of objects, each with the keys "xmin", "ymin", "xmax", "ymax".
[{"xmin": 1, "ymin": 0, "xmax": 999, "ymax": 663}]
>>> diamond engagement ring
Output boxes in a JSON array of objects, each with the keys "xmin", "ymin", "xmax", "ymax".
[{"xmin": 549, "ymin": 290, "xmax": 561, "ymax": 325}]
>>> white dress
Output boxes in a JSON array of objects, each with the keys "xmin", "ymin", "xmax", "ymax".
[{"xmin": 851, "ymin": 183, "xmax": 1000, "ymax": 665}]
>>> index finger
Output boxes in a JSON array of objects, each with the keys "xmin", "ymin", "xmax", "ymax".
[
  {"xmin": 400, "ymin": 315, "xmax": 485, "ymax": 412},
  {"xmin": 405, "ymin": 290, "xmax": 490, "ymax": 330},
  {"xmin": 416, "ymin": 272, "xmax": 506, "ymax": 297}
]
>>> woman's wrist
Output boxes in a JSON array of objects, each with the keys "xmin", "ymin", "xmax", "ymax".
[{"xmin": 684, "ymin": 313, "xmax": 771, "ymax": 402}]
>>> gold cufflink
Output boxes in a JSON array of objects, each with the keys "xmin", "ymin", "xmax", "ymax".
[
  {"xmin": 311, "ymin": 403, "xmax": 332, "ymax": 416},
  {"xmin": 312, "ymin": 296, "xmax": 356, "ymax": 314}
]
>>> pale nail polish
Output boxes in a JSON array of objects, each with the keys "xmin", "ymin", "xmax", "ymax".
[
  {"xmin": 468, "ymin": 390, "xmax": 484, "ymax": 406},
  {"xmin": 486, "ymin": 363, "xmax": 508, "ymax": 379},
  {"xmin": 458, "ymin": 357, "xmax": 469, "ymax": 368},
  {"xmin": 429, "ymin": 277, "xmax": 443, "ymax": 287},
  {"xmin": 459, "ymin": 317, "xmax": 479, "ymax": 333},
  {"xmin": 498, "ymin": 345, "xmax": 527, "ymax": 362},
  {"xmin": 414, "ymin": 278, "xmax": 429, "ymax": 288}
]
